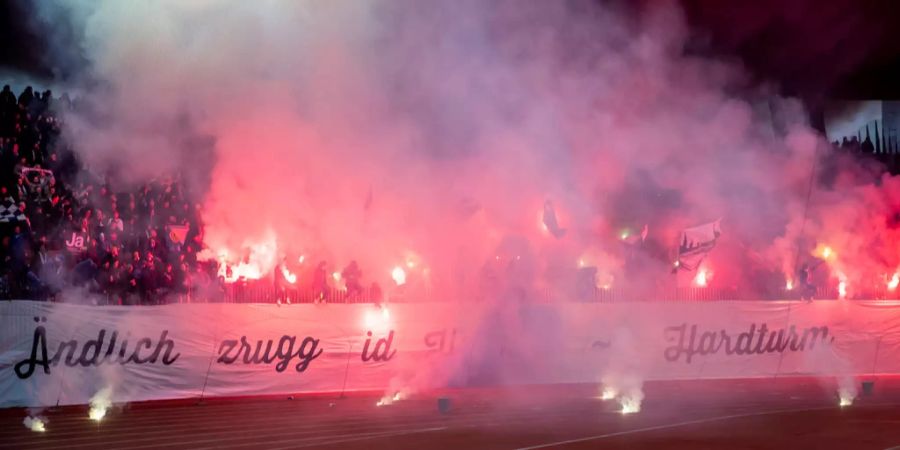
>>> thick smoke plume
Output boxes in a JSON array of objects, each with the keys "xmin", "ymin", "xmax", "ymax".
[
  {"xmin": 88, "ymin": 386, "xmax": 113, "ymax": 421},
  {"xmin": 23, "ymin": 409, "xmax": 46, "ymax": 432},
  {"xmin": 24, "ymin": 0, "xmax": 900, "ymax": 298}
]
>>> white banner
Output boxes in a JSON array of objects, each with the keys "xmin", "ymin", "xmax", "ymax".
[{"xmin": 2, "ymin": 300, "xmax": 900, "ymax": 408}]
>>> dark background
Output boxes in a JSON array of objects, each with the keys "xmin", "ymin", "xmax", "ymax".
[{"xmin": 2, "ymin": 0, "xmax": 900, "ymax": 116}]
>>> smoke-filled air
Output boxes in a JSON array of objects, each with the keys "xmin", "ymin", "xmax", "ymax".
[{"xmin": 25, "ymin": 0, "xmax": 900, "ymax": 299}]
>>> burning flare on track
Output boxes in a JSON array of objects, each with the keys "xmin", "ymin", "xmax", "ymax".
[
  {"xmin": 89, "ymin": 387, "xmax": 113, "ymax": 422},
  {"xmin": 376, "ymin": 391, "xmax": 405, "ymax": 407},
  {"xmin": 618, "ymin": 392, "xmax": 643, "ymax": 415},
  {"xmin": 599, "ymin": 386, "xmax": 617, "ymax": 401},
  {"xmin": 23, "ymin": 416, "xmax": 46, "ymax": 432},
  {"xmin": 838, "ymin": 388, "xmax": 855, "ymax": 407}
]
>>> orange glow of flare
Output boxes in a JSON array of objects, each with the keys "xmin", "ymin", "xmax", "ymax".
[
  {"xmin": 331, "ymin": 271, "xmax": 346, "ymax": 291},
  {"xmin": 785, "ymin": 280, "xmax": 794, "ymax": 291},
  {"xmin": 298, "ymin": 255, "xmax": 305, "ymax": 264},
  {"xmin": 23, "ymin": 417, "xmax": 46, "ymax": 433},
  {"xmin": 88, "ymin": 387, "xmax": 112, "ymax": 422},
  {"xmin": 838, "ymin": 279, "xmax": 847, "ymax": 299},
  {"xmin": 694, "ymin": 269, "xmax": 709, "ymax": 287},
  {"xmin": 207, "ymin": 235, "xmax": 278, "ymax": 283},
  {"xmin": 538, "ymin": 211, "xmax": 548, "ymax": 232},
  {"xmin": 838, "ymin": 387, "xmax": 855, "ymax": 407},
  {"xmin": 363, "ymin": 306, "xmax": 392, "ymax": 332},
  {"xmin": 599, "ymin": 387, "xmax": 617, "ymax": 401},
  {"xmin": 888, "ymin": 273, "xmax": 899, "ymax": 291},
  {"xmin": 376, "ymin": 391, "xmax": 404, "ymax": 407},
  {"xmin": 217, "ymin": 259, "xmax": 264, "ymax": 282},
  {"xmin": 281, "ymin": 266, "xmax": 297, "ymax": 284},
  {"xmin": 619, "ymin": 396, "xmax": 642, "ymax": 414},
  {"xmin": 391, "ymin": 266, "xmax": 407, "ymax": 286},
  {"xmin": 404, "ymin": 252, "xmax": 421, "ymax": 270},
  {"xmin": 814, "ymin": 244, "xmax": 835, "ymax": 260},
  {"xmin": 88, "ymin": 405, "xmax": 107, "ymax": 422}
]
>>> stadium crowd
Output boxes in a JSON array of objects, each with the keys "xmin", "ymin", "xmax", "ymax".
[
  {"xmin": 1, "ymin": 84, "xmax": 895, "ymax": 305},
  {"xmin": 0, "ymin": 84, "xmax": 219, "ymax": 304}
]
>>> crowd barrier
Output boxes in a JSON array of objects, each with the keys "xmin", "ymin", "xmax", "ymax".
[
  {"xmin": 213, "ymin": 284, "xmax": 897, "ymax": 304},
  {"xmin": 2, "ymin": 299, "xmax": 900, "ymax": 408}
]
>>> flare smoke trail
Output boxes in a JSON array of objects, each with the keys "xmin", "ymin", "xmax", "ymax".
[
  {"xmin": 22, "ymin": 0, "xmax": 900, "ymax": 295},
  {"xmin": 838, "ymin": 376, "xmax": 857, "ymax": 407},
  {"xmin": 88, "ymin": 386, "xmax": 113, "ymax": 421},
  {"xmin": 23, "ymin": 415, "xmax": 46, "ymax": 432}
]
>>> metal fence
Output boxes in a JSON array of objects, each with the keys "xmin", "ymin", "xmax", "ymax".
[{"xmin": 209, "ymin": 282, "xmax": 900, "ymax": 304}]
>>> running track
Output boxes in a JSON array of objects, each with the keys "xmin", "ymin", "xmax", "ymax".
[{"xmin": 3, "ymin": 377, "xmax": 900, "ymax": 449}]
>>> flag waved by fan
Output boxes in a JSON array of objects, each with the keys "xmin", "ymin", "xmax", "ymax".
[
  {"xmin": 674, "ymin": 219, "xmax": 721, "ymax": 272},
  {"xmin": 541, "ymin": 200, "xmax": 567, "ymax": 239}
]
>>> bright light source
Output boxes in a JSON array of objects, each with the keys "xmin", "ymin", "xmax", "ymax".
[
  {"xmin": 694, "ymin": 269, "xmax": 708, "ymax": 287},
  {"xmin": 391, "ymin": 266, "xmax": 406, "ymax": 285},
  {"xmin": 619, "ymin": 396, "xmax": 641, "ymax": 414},
  {"xmin": 838, "ymin": 387, "xmax": 855, "ymax": 408},
  {"xmin": 281, "ymin": 266, "xmax": 297, "ymax": 284},
  {"xmin": 600, "ymin": 387, "xmax": 617, "ymax": 401},
  {"xmin": 363, "ymin": 306, "xmax": 391, "ymax": 331},
  {"xmin": 88, "ymin": 406, "xmax": 106, "ymax": 422},
  {"xmin": 376, "ymin": 391, "xmax": 404, "ymax": 407},
  {"xmin": 88, "ymin": 387, "xmax": 112, "ymax": 423},
  {"xmin": 209, "ymin": 234, "xmax": 279, "ymax": 283},
  {"xmin": 24, "ymin": 417, "xmax": 46, "ymax": 432}
]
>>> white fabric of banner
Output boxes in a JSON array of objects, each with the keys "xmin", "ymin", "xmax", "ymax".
[{"xmin": 2, "ymin": 300, "xmax": 899, "ymax": 408}]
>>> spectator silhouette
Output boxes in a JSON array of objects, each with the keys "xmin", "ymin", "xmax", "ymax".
[
  {"xmin": 17, "ymin": 86, "xmax": 33, "ymax": 107},
  {"xmin": 862, "ymin": 136, "xmax": 875, "ymax": 154},
  {"xmin": 342, "ymin": 260, "xmax": 363, "ymax": 298},
  {"xmin": 312, "ymin": 261, "xmax": 328, "ymax": 302}
]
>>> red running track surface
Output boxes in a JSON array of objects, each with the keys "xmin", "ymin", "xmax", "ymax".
[{"xmin": 2, "ymin": 377, "xmax": 900, "ymax": 449}]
